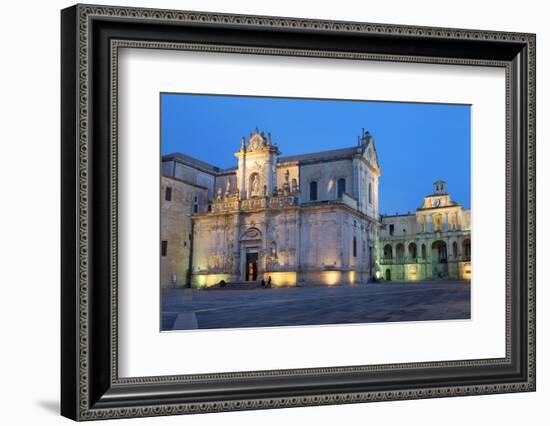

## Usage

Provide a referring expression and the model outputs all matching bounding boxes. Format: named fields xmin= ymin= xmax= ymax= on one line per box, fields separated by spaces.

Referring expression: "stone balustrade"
xmin=268 ymin=195 xmax=297 ymax=208
xmin=210 ymin=199 xmax=240 ymax=213
xmin=379 ymin=256 xmax=470 ymax=265
xmin=210 ymin=194 xmax=298 ymax=213
xmin=241 ymin=197 xmax=268 ymax=210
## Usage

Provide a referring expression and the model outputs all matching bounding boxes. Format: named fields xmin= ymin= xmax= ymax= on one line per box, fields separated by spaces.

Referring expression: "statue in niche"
xmin=250 ymin=174 xmax=260 ymax=197
xmin=225 ymin=179 xmax=231 ymax=196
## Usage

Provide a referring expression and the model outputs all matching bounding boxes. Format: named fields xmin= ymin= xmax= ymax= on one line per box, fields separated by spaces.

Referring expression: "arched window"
xmin=337 ymin=178 xmax=346 ymax=198
xmin=353 ymin=236 xmax=357 ymax=257
xmin=396 ymin=243 xmax=405 ymax=259
xmin=309 ymin=181 xmax=318 ymax=201
xmin=368 ymin=182 xmax=372 ymax=204
xmin=408 ymin=242 xmax=417 ymax=259
xmin=383 ymin=244 xmax=393 ymax=259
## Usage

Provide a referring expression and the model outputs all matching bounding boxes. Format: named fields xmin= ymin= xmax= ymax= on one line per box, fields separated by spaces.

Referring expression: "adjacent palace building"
xmin=161 ymin=128 xmax=471 ymax=288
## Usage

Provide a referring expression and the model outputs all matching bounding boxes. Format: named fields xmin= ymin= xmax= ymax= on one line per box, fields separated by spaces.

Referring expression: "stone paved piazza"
xmin=161 ymin=281 xmax=470 ymax=331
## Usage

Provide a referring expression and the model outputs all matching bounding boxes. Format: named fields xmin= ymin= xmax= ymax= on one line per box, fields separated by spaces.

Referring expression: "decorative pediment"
xmin=248 ymin=132 xmax=266 ymax=151
xmin=365 ymin=143 xmax=380 ymax=169
xmin=357 ymin=129 xmax=380 ymax=171
xmin=242 ymin=129 xmax=280 ymax=154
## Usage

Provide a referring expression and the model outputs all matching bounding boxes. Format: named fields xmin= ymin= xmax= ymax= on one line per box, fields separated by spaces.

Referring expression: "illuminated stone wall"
xmin=379 ymin=181 xmax=471 ymax=282
xmin=299 ymin=160 xmax=353 ymax=203
xmin=160 ymin=176 xmax=208 ymax=287
xmin=190 ymin=203 xmax=378 ymax=287
xmin=164 ymin=128 xmax=382 ymax=287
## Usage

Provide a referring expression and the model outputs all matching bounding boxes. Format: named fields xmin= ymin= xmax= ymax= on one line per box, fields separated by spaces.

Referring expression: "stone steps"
xmin=205 ymin=280 xmax=264 ymax=290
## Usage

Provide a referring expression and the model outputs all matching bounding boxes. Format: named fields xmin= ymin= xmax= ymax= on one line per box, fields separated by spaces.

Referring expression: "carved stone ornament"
xmin=242 ymin=228 xmax=261 ymax=240
xmin=248 ymin=133 xmax=266 ymax=151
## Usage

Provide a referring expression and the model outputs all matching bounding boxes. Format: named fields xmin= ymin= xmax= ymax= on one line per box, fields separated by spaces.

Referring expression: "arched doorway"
xmin=240 ymin=227 xmax=262 ymax=281
xmin=432 ymin=240 xmax=447 ymax=263
xmin=431 ymin=240 xmax=448 ymax=278
xmin=385 ymin=269 xmax=391 ymax=281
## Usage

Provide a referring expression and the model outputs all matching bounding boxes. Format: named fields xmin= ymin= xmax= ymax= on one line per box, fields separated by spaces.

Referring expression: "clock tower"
xmin=419 ymin=180 xmax=454 ymax=210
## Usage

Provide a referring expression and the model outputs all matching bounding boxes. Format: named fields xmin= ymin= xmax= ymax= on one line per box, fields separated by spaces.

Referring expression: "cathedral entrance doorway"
xmin=240 ymin=227 xmax=262 ymax=282
xmin=246 ymin=252 xmax=258 ymax=281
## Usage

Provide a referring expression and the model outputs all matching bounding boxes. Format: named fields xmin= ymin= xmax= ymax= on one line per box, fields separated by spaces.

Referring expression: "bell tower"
xmin=433 ymin=180 xmax=447 ymax=194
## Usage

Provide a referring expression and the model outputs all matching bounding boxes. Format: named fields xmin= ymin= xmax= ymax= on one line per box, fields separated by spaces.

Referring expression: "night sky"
xmin=161 ymin=93 xmax=471 ymax=214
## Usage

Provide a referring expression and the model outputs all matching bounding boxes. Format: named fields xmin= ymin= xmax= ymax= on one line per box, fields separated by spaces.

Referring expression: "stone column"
xmin=240 ymin=153 xmax=247 ymax=199
xmin=352 ymin=158 xmax=360 ymax=209
xmin=266 ymin=155 xmax=274 ymax=197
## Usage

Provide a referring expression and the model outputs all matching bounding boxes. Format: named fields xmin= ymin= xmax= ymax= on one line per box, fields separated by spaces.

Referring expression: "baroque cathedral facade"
xmin=160 ymin=129 xmax=471 ymax=288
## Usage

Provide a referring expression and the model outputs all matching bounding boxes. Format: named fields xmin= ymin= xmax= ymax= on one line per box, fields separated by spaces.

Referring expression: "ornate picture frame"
xmin=61 ymin=4 xmax=536 ymax=420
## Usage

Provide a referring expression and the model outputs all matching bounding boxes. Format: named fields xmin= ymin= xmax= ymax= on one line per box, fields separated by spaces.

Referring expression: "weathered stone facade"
xmin=161 ymin=130 xmax=470 ymax=287
xmin=160 ymin=176 xmax=207 ymax=287
xmin=379 ymin=180 xmax=471 ymax=281
xmin=162 ymin=128 xmax=381 ymax=287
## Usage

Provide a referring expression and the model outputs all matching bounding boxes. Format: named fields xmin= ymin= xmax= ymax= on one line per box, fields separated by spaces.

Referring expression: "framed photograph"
xmin=61 ymin=4 xmax=536 ymax=421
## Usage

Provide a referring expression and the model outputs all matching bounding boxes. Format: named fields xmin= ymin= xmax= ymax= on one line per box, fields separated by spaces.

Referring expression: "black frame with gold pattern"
xmin=61 ymin=4 xmax=535 ymax=420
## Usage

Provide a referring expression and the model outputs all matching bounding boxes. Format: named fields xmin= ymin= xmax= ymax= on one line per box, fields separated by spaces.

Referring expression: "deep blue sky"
xmin=161 ymin=93 xmax=471 ymax=214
